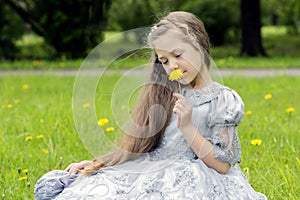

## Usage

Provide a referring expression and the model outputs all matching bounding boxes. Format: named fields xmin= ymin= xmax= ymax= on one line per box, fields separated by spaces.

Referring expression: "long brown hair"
xmin=82 ymin=11 xmax=210 ymax=175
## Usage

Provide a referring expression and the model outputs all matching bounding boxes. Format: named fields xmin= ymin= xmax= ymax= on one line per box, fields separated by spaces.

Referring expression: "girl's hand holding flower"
xmin=173 ymin=93 xmax=193 ymax=129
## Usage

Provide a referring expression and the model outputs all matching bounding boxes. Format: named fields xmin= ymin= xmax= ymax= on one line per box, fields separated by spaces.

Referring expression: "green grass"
xmin=1 ymin=26 xmax=299 ymax=70
xmin=1 ymin=75 xmax=299 ymax=199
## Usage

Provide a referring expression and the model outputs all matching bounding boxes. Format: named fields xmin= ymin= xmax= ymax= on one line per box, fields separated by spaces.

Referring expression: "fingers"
xmin=172 ymin=92 xmax=185 ymax=100
xmin=173 ymin=92 xmax=193 ymax=129
xmin=173 ymin=97 xmax=183 ymax=128
xmin=173 ymin=100 xmax=183 ymax=113
xmin=65 ymin=160 xmax=92 ymax=174
xmin=65 ymin=163 xmax=79 ymax=174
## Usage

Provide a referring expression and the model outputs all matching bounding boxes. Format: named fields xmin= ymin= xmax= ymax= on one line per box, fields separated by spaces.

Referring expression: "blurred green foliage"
xmin=0 ymin=0 xmax=299 ymax=60
xmin=261 ymin=0 xmax=300 ymax=35
xmin=0 ymin=0 xmax=26 ymax=59
xmin=2 ymin=0 xmax=111 ymax=59
xmin=108 ymin=0 xmax=240 ymax=46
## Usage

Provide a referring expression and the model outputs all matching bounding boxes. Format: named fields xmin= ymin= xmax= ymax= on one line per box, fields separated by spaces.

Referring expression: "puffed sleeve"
xmin=34 ymin=170 xmax=78 ymax=200
xmin=206 ymin=88 xmax=244 ymax=166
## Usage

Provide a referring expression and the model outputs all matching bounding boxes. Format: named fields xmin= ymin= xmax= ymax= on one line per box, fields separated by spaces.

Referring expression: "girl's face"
xmin=153 ymin=30 xmax=205 ymax=87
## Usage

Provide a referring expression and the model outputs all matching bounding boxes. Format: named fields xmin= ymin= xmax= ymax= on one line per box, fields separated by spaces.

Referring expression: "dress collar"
xmin=182 ymin=82 xmax=224 ymax=107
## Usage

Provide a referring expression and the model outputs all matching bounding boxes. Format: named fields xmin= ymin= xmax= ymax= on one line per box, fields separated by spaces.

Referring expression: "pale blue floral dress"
xmin=34 ymin=82 xmax=267 ymax=199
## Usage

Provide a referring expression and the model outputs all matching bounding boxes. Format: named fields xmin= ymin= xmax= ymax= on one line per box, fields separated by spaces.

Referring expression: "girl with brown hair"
xmin=34 ymin=11 xmax=267 ymax=199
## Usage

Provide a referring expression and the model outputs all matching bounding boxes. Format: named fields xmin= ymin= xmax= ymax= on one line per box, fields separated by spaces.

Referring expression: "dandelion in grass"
xmin=25 ymin=136 xmax=33 ymax=142
xmin=7 ymin=104 xmax=13 ymax=108
xmin=168 ymin=69 xmax=183 ymax=81
xmin=106 ymin=127 xmax=115 ymax=133
xmin=82 ymin=103 xmax=90 ymax=109
xmin=22 ymin=84 xmax=29 ymax=89
xmin=264 ymin=94 xmax=272 ymax=100
xmin=242 ymin=167 xmax=249 ymax=173
xmin=98 ymin=118 xmax=109 ymax=127
xmin=42 ymin=149 xmax=49 ymax=154
xmin=22 ymin=169 xmax=29 ymax=174
xmin=286 ymin=107 xmax=295 ymax=113
xmin=245 ymin=111 xmax=252 ymax=116
xmin=251 ymin=139 xmax=262 ymax=146
xmin=36 ymin=134 xmax=44 ymax=139
xmin=18 ymin=176 xmax=27 ymax=181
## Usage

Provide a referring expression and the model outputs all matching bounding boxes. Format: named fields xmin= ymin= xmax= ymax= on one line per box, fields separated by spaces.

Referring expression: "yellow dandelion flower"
xmin=264 ymin=94 xmax=272 ymax=100
xmin=168 ymin=69 xmax=183 ymax=81
xmin=42 ymin=149 xmax=49 ymax=154
xmin=36 ymin=134 xmax=44 ymax=139
xmin=242 ymin=167 xmax=249 ymax=172
xmin=245 ymin=111 xmax=252 ymax=116
xmin=98 ymin=118 xmax=109 ymax=127
xmin=22 ymin=84 xmax=29 ymax=89
xmin=15 ymin=99 xmax=20 ymax=104
xmin=286 ymin=107 xmax=295 ymax=113
xmin=106 ymin=127 xmax=115 ymax=132
xmin=7 ymin=104 xmax=13 ymax=108
xmin=22 ymin=169 xmax=29 ymax=174
xmin=251 ymin=139 xmax=262 ymax=146
xmin=25 ymin=136 xmax=33 ymax=141
xmin=18 ymin=176 xmax=27 ymax=181
xmin=82 ymin=103 xmax=90 ymax=109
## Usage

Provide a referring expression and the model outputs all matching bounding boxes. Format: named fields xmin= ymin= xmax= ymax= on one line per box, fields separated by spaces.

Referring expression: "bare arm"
xmin=180 ymin=124 xmax=230 ymax=174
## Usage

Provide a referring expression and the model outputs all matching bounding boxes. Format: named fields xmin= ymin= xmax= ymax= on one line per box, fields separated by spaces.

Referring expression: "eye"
xmin=175 ymin=53 xmax=182 ymax=58
xmin=159 ymin=58 xmax=168 ymax=65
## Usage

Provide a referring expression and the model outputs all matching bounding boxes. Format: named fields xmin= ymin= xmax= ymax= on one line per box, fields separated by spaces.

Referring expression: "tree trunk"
xmin=3 ymin=0 xmax=44 ymax=36
xmin=240 ymin=0 xmax=267 ymax=56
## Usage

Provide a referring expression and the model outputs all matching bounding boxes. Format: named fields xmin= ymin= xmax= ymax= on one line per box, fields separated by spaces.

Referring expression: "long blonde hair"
xmin=82 ymin=11 xmax=210 ymax=175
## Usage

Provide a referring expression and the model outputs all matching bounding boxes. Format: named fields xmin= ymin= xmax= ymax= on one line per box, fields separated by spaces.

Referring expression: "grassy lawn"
xmin=0 ymin=26 xmax=299 ymax=70
xmin=1 ymin=75 xmax=299 ymax=199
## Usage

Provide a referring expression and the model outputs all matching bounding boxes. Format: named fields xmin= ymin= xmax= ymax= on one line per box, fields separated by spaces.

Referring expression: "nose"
xmin=169 ymin=62 xmax=179 ymax=70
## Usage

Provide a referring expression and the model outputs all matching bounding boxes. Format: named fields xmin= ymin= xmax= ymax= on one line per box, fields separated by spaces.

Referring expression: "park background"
xmin=0 ymin=0 xmax=299 ymax=199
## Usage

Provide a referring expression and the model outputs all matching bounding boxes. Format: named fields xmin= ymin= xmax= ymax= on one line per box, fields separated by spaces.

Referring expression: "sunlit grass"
xmin=1 ymin=75 xmax=299 ymax=199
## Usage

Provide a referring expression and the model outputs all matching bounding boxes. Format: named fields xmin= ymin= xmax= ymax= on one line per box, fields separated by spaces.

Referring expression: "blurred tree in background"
xmin=0 ymin=0 xmax=26 ymax=59
xmin=107 ymin=0 xmax=186 ymax=44
xmin=181 ymin=0 xmax=240 ymax=46
xmin=241 ymin=0 xmax=266 ymax=56
xmin=4 ymin=0 xmax=111 ymax=58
